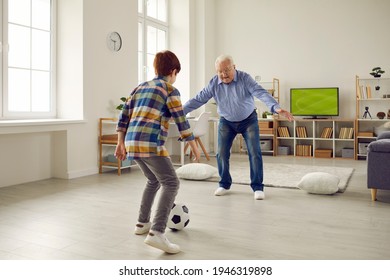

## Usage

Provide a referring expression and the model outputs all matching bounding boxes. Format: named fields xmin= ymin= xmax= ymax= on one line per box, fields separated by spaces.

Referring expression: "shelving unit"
xmin=274 ymin=118 xmax=355 ymax=159
xmin=240 ymin=119 xmax=275 ymax=155
xmin=257 ymin=78 xmax=279 ymax=156
xmin=259 ymin=78 xmax=279 ymax=101
xmin=258 ymin=119 xmax=276 ymax=155
xmin=355 ymin=75 xmax=390 ymax=160
xmin=98 ymin=118 xmax=134 ymax=175
xmin=240 ymin=78 xmax=280 ymax=156
xmin=255 ymin=78 xmax=280 ymax=117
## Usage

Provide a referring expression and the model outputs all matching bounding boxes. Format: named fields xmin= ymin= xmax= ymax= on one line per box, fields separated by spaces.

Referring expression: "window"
xmin=138 ymin=0 xmax=168 ymax=84
xmin=1 ymin=0 xmax=55 ymax=119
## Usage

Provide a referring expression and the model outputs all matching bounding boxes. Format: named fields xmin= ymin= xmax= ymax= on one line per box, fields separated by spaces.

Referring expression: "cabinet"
xmin=258 ymin=119 xmax=275 ymax=155
xmin=239 ymin=119 xmax=276 ymax=156
xmin=274 ymin=118 xmax=355 ymax=159
xmin=355 ymin=75 xmax=390 ymax=160
xmin=99 ymin=118 xmax=134 ymax=175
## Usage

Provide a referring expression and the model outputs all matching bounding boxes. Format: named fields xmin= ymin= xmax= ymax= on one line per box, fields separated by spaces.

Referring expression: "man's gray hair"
xmin=215 ymin=54 xmax=234 ymax=67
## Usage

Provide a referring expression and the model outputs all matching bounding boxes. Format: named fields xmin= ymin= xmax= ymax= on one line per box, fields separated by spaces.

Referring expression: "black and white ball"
xmin=167 ymin=202 xmax=190 ymax=231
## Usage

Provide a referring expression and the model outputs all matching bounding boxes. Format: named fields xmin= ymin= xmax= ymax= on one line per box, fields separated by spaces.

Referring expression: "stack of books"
xmin=357 ymin=85 xmax=372 ymax=99
xmin=295 ymin=126 xmax=308 ymax=138
xmin=296 ymin=144 xmax=312 ymax=156
xmin=277 ymin=126 xmax=291 ymax=137
xmin=338 ymin=127 xmax=354 ymax=139
xmin=320 ymin=127 xmax=333 ymax=138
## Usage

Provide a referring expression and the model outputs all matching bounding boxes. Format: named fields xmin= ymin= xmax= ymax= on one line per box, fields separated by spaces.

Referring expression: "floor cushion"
xmin=176 ymin=163 xmax=218 ymax=180
xmin=297 ymin=172 xmax=340 ymax=194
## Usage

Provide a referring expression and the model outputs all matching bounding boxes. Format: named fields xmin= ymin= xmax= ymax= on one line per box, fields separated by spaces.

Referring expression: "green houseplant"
xmin=370 ymin=67 xmax=386 ymax=90
xmin=116 ymin=97 xmax=127 ymax=111
xmin=370 ymin=67 xmax=385 ymax=78
xmin=262 ymin=111 xmax=273 ymax=119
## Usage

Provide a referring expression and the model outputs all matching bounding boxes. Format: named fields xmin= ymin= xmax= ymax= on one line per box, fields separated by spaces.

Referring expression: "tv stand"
xmin=275 ymin=118 xmax=355 ymax=158
xmin=303 ymin=116 xmax=329 ymax=119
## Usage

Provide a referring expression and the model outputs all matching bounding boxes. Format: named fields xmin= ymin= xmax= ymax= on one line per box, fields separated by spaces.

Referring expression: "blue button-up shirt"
xmin=183 ymin=70 xmax=280 ymax=122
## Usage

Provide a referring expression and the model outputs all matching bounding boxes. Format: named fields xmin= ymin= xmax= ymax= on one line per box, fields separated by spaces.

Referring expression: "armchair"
xmin=367 ymin=131 xmax=390 ymax=201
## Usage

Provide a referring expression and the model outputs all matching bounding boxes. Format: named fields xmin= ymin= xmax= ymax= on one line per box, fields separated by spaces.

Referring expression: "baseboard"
xmin=66 ymin=167 xmax=99 ymax=179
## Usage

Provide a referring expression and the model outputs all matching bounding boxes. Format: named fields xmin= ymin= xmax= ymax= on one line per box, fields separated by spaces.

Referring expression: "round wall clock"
xmin=107 ymin=31 xmax=122 ymax=52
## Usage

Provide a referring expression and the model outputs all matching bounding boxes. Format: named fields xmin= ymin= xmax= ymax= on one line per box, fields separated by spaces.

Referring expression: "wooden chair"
xmin=99 ymin=118 xmax=131 ymax=175
xmin=184 ymin=112 xmax=211 ymax=161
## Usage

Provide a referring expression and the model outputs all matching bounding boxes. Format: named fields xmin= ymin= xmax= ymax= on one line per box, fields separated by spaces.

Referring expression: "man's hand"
xmin=276 ymin=108 xmax=294 ymax=121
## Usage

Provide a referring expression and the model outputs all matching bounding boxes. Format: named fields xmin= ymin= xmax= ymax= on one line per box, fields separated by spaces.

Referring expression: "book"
xmin=366 ymin=86 xmax=372 ymax=99
xmin=296 ymin=144 xmax=312 ymax=156
xmin=360 ymin=85 xmax=367 ymax=99
xmin=296 ymin=126 xmax=308 ymax=138
xmin=277 ymin=126 xmax=290 ymax=137
xmin=338 ymin=127 xmax=354 ymax=139
xmin=339 ymin=127 xmax=346 ymax=139
xmin=320 ymin=127 xmax=333 ymax=138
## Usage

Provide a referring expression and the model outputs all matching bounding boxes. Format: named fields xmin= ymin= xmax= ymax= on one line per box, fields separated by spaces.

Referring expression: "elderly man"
xmin=183 ymin=55 xmax=293 ymax=200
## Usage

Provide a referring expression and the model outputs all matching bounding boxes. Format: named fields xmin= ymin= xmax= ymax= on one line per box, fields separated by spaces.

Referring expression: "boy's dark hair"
xmin=154 ymin=50 xmax=181 ymax=76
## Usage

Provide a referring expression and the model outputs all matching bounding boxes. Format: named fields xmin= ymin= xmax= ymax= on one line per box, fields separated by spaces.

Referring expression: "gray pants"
xmin=135 ymin=157 xmax=179 ymax=233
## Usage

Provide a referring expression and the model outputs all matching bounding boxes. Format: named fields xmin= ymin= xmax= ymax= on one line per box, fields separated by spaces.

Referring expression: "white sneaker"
xmin=254 ymin=190 xmax=265 ymax=200
xmin=134 ymin=222 xmax=151 ymax=235
xmin=144 ymin=231 xmax=180 ymax=254
xmin=214 ymin=187 xmax=229 ymax=196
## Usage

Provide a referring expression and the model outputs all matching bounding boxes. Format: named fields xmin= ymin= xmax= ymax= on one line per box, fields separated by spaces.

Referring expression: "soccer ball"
xmin=167 ymin=202 xmax=190 ymax=231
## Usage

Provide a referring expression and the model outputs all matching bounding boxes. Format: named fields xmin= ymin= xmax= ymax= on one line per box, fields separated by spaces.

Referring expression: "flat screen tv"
xmin=290 ymin=87 xmax=339 ymax=119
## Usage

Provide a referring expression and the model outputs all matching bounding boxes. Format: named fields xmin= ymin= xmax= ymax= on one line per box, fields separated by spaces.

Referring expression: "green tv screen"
xmin=290 ymin=87 xmax=339 ymax=118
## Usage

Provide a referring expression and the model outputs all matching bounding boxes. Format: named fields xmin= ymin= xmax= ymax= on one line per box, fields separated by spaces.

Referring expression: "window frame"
xmin=138 ymin=0 xmax=168 ymax=84
xmin=1 ymin=0 xmax=57 ymax=120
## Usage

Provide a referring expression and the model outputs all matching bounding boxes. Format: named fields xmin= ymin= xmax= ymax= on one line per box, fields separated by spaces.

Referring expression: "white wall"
xmin=211 ymin=0 xmax=390 ymax=118
xmin=0 ymin=0 xmax=137 ymax=188
xmin=169 ymin=0 xmax=192 ymax=104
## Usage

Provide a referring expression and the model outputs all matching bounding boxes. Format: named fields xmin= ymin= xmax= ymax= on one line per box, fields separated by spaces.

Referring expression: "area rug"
xmin=205 ymin=162 xmax=354 ymax=193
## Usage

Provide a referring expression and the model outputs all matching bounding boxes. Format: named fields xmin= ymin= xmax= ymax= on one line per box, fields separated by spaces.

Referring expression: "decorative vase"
xmin=375 ymin=79 xmax=381 ymax=91
xmin=377 ymin=112 xmax=386 ymax=119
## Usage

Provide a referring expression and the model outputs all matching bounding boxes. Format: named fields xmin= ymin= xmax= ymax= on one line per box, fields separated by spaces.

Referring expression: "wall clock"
xmin=107 ymin=31 xmax=122 ymax=52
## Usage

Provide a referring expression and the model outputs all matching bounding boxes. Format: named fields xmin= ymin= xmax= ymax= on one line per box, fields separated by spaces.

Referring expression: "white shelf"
xmin=357 ymin=118 xmax=389 ymax=122
xmin=275 ymin=118 xmax=355 ymax=158
xmin=357 ymin=98 xmax=390 ymax=101
xmin=356 ymin=136 xmax=377 ymax=139
xmin=355 ymin=75 xmax=390 ymax=160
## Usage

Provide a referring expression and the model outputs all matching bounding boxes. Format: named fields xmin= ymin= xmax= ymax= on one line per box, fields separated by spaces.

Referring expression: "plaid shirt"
xmin=116 ymin=77 xmax=194 ymax=159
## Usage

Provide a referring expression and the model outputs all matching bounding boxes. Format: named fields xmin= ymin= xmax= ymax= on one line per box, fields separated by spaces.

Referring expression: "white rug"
xmin=206 ymin=162 xmax=354 ymax=193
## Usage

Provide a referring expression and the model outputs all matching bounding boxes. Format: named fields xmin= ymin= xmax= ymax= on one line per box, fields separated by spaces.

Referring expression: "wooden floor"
xmin=1 ymin=154 xmax=390 ymax=260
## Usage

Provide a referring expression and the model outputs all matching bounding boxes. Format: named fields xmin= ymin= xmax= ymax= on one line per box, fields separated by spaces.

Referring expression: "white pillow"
xmin=297 ymin=172 xmax=340 ymax=194
xmin=176 ymin=163 xmax=218 ymax=180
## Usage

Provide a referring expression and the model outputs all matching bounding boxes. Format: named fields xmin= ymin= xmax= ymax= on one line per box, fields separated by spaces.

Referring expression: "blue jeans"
xmin=217 ymin=110 xmax=264 ymax=192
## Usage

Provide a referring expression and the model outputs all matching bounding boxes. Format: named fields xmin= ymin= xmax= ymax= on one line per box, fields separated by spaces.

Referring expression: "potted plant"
xmin=262 ymin=111 xmax=273 ymax=119
xmin=116 ymin=97 xmax=127 ymax=110
xmin=369 ymin=67 xmax=385 ymax=90
xmin=370 ymin=67 xmax=385 ymax=78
